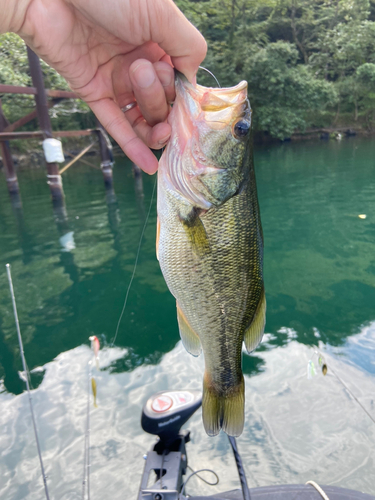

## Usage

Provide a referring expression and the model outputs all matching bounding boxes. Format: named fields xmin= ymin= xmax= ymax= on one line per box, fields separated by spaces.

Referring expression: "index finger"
xmin=148 ymin=0 xmax=207 ymax=81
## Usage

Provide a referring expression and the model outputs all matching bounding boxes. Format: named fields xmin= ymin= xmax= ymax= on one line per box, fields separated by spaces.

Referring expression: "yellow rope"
xmin=59 ymin=142 xmax=94 ymax=174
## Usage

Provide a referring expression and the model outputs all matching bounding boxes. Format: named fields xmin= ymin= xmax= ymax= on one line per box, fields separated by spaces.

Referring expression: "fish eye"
xmin=233 ymin=119 xmax=251 ymax=139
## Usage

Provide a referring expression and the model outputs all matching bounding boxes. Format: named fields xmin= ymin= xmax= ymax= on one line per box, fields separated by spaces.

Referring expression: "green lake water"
xmin=0 ymin=137 xmax=374 ymax=498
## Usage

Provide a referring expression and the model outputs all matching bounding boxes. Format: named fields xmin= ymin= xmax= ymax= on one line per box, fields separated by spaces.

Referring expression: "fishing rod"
xmin=82 ymin=360 xmax=92 ymax=500
xmin=6 ymin=263 xmax=50 ymax=500
xmin=228 ymin=435 xmax=251 ymax=500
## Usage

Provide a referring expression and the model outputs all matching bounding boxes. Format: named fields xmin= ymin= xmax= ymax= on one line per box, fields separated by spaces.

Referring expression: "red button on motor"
xmin=151 ymin=395 xmax=173 ymax=413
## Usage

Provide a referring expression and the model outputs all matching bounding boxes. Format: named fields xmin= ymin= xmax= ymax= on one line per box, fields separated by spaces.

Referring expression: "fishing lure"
xmin=89 ymin=335 xmax=100 ymax=370
xmin=91 ymin=377 xmax=98 ymax=408
xmin=307 ymin=350 xmax=328 ymax=379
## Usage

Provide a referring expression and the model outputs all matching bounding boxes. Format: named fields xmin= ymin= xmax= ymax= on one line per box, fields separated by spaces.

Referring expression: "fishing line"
xmin=179 ymin=468 xmax=219 ymax=499
xmin=186 ymin=465 xmax=219 ymax=486
xmin=198 ymin=66 xmax=221 ymax=88
xmin=111 ymin=175 xmax=157 ymax=347
xmin=5 ymin=264 xmax=51 ymax=500
xmin=329 ymin=364 xmax=375 ymax=426
xmin=309 ymin=349 xmax=375 ymax=426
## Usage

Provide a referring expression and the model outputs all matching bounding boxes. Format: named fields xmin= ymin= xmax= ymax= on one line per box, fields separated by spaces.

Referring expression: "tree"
xmin=245 ymin=41 xmax=337 ymax=138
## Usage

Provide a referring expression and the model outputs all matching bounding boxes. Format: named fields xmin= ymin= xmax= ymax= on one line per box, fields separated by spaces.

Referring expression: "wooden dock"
xmin=0 ymin=46 xmax=114 ymax=203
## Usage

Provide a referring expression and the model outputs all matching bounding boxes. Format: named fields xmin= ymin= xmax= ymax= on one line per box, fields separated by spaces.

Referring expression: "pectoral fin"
xmin=180 ymin=208 xmax=210 ymax=257
xmin=176 ymin=302 xmax=202 ymax=357
xmin=243 ymin=289 xmax=266 ymax=354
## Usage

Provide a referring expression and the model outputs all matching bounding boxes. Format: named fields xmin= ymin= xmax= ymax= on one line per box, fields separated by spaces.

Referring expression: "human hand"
xmin=6 ymin=0 xmax=206 ymax=173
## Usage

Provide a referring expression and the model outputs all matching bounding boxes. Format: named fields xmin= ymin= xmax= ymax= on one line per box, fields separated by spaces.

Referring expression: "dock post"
xmin=0 ymin=100 xmax=20 ymax=196
xmin=27 ymin=47 xmax=64 ymax=201
xmin=96 ymin=122 xmax=114 ymax=189
xmin=132 ymin=163 xmax=143 ymax=193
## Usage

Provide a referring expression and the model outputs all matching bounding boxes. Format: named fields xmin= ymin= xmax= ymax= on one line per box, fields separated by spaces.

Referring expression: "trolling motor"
xmin=137 ymin=390 xmax=375 ymax=500
xmin=138 ymin=390 xmax=202 ymax=500
xmin=138 ymin=390 xmax=251 ymax=500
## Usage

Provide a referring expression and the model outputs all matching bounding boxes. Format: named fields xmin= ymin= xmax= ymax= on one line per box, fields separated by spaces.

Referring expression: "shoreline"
xmin=255 ymin=126 xmax=375 ymax=144
xmin=1 ymin=127 xmax=374 ymax=171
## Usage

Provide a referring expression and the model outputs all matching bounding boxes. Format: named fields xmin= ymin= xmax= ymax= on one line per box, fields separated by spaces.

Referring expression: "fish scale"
xmin=157 ymin=72 xmax=265 ymax=437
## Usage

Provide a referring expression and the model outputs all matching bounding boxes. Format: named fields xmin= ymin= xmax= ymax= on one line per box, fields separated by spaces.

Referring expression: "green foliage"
xmin=177 ymin=0 xmax=375 ymax=137
xmin=2 ymin=2 xmax=375 ymax=139
xmin=0 ymin=33 xmax=35 ymax=123
xmin=357 ymin=62 xmax=375 ymax=84
xmin=355 ymin=63 xmax=375 ymax=123
xmin=0 ymin=33 xmax=94 ymax=131
xmin=246 ymin=42 xmax=337 ymax=138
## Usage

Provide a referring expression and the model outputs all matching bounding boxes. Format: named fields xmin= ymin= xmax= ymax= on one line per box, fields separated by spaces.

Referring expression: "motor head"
xmin=141 ymin=390 xmax=202 ymax=444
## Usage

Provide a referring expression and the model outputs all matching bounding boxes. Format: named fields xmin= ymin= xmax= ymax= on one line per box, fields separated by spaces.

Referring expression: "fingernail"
xmin=158 ymin=135 xmax=170 ymax=146
xmin=158 ymin=70 xmax=173 ymax=87
xmin=132 ymin=64 xmax=156 ymax=89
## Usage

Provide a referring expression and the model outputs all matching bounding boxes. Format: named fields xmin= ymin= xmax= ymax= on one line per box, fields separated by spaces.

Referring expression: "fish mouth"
xmin=175 ymin=70 xmax=248 ymax=113
xmin=174 ymin=71 xmax=249 ymax=131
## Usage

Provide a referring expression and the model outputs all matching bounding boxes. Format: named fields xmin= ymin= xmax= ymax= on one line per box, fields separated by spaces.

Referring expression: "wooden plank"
xmin=55 ymin=129 xmax=94 ymax=138
xmin=5 ymin=110 xmax=38 ymax=132
xmin=46 ymin=89 xmax=78 ymax=99
xmin=0 ymin=84 xmax=37 ymax=95
xmin=4 ymin=99 xmax=62 ymax=133
xmin=0 ymin=84 xmax=78 ymax=99
xmin=0 ymin=131 xmax=43 ymax=140
xmin=0 ymin=129 xmax=95 ymax=140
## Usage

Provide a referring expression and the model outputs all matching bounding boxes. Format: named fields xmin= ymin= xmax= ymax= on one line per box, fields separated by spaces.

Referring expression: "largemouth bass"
xmin=157 ymin=72 xmax=265 ymax=437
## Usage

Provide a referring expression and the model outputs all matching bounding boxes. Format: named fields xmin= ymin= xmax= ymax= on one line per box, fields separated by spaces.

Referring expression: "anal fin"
xmin=176 ymin=302 xmax=202 ymax=357
xmin=244 ymin=288 xmax=266 ymax=354
xmin=156 ymin=216 xmax=160 ymax=261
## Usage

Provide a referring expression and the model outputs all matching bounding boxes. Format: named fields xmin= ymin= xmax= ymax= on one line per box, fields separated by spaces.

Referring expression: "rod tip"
xmin=6 ymin=263 xmax=10 ymax=268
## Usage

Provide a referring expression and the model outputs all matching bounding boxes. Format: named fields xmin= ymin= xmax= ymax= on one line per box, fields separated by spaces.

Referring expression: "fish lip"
xmin=175 ymin=70 xmax=247 ymax=93
xmin=175 ymin=70 xmax=248 ymax=108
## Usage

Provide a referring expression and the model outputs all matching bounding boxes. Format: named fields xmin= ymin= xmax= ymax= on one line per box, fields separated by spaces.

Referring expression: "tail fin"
xmin=202 ymin=373 xmax=245 ymax=437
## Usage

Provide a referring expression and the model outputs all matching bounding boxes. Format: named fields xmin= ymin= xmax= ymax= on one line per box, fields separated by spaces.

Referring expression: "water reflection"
xmin=257 ymin=138 xmax=375 ymax=346
xmin=9 ymin=191 xmax=22 ymax=211
xmin=10 ymin=202 xmax=37 ymax=266
xmin=132 ymin=163 xmax=145 ymax=220
xmin=0 ymin=317 xmax=24 ymax=395
xmin=0 ymin=337 xmax=374 ymax=499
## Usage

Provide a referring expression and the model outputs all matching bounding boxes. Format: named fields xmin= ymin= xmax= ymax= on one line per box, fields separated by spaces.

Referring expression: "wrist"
xmin=0 ymin=0 xmax=33 ymax=34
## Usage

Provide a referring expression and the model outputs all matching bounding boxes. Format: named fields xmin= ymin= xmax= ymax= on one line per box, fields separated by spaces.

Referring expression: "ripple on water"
xmin=0 ymin=338 xmax=374 ymax=499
